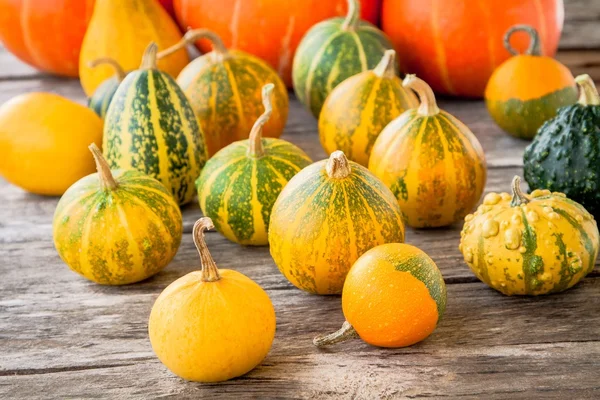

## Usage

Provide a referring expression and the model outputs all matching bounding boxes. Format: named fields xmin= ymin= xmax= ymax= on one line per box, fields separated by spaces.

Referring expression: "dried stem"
xmin=247 ymin=83 xmax=275 ymax=157
xmin=193 ymin=218 xmax=221 ymax=282
xmin=403 ymin=74 xmax=440 ymax=116
xmin=313 ymin=321 xmax=359 ymax=347
xmin=89 ymin=143 xmax=118 ymax=190
xmin=326 ymin=151 xmax=351 ymax=179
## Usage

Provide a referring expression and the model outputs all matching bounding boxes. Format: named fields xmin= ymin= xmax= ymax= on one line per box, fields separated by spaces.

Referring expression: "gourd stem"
xmin=193 ymin=218 xmax=221 ymax=282
xmin=248 ymin=83 xmax=275 ymax=158
xmin=140 ymin=42 xmax=159 ymax=70
xmin=88 ymin=143 xmax=118 ymax=190
xmin=403 ymin=74 xmax=440 ymax=116
xmin=504 ymin=25 xmax=541 ymax=56
xmin=313 ymin=321 xmax=359 ymax=347
xmin=373 ymin=50 xmax=397 ymax=79
xmin=157 ymin=29 xmax=229 ymax=59
xmin=575 ymin=74 xmax=600 ymax=106
xmin=510 ymin=176 xmax=530 ymax=207
xmin=326 ymin=151 xmax=351 ymax=179
xmin=341 ymin=0 xmax=361 ymax=31
xmin=88 ymin=57 xmax=126 ymax=81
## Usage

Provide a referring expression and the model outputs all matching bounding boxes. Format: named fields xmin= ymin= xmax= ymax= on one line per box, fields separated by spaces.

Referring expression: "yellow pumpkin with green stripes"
xmin=196 ymin=84 xmax=312 ymax=246
xmin=87 ymin=57 xmax=127 ymax=120
xmin=460 ymin=176 xmax=599 ymax=296
xmin=292 ymin=0 xmax=394 ymax=118
xmin=269 ymin=150 xmax=406 ymax=295
xmin=53 ymin=144 xmax=183 ymax=285
xmin=160 ymin=29 xmax=288 ymax=157
xmin=369 ymin=75 xmax=487 ymax=228
xmin=103 ymin=43 xmax=208 ymax=205
xmin=319 ymin=49 xmax=418 ymax=166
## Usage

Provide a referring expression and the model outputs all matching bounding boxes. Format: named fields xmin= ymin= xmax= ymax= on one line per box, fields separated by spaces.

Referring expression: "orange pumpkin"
xmin=0 ymin=0 xmax=95 ymax=77
xmin=382 ymin=0 xmax=564 ymax=97
xmin=173 ymin=0 xmax=381 ymax=87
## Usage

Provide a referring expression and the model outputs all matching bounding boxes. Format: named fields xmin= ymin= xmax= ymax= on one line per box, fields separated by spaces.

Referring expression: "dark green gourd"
xmin=524 ymin=74 xmax=600 ymax=218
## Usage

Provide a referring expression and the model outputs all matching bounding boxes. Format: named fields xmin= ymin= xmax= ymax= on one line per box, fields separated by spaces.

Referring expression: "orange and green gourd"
xmin=269 ymin=150 xmax=406 ymax=295
xmin=195 ymin=84 xmax=312 ymax=246
xmin=369 ymin=75 xmax=487 ymax=228
xmin=149 ymin=217 xmax=276 ymax=382
xmin=319 ymin=49 xmax=418 ymax=167
xmin=292 ymin=0 xmax=394 ymax=118
xmin=103 ymin=43 xmax=208 ymax=205
xmin=87 ymin=57 xmax=126 ymax=119
xmin=459 ymin=176 xmax=599 ymax=296
xmin=159 ymin=29 xmax=289 ymax=157
xmin=53 ymin=144 xmax=183 ymax=285
xmin=485 ymin=25 xmax=578 ymax=139
xmin=314 ymin=243 xmax=446 ymax=348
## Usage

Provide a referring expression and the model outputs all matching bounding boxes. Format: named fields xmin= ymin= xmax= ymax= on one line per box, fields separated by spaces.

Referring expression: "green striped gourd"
xmin=87 ymin=58 xmax=126 ymax=119
xmin=293 ymin=0 xmax=394 ymax=118
xmin=103 ymin=43 xmax=208 ymax=205
xmin=53 ymin=144 xmax=183 ymax=285
xmin=196 ymin=84 xmax=312 ymax=246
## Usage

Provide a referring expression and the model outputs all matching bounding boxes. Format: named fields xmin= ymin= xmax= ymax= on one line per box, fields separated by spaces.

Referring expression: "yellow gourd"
xmin=149 ymin=217 xmax=276 ymax=382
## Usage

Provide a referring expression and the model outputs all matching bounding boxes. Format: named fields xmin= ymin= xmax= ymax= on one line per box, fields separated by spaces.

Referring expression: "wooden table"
xmin=1 ymin=45 xmax=600 ymax=399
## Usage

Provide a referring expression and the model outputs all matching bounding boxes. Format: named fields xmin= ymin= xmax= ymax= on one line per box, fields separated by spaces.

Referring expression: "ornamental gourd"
xmin=87 ymin=58 xmax=127 ymax=119
xmin=459 ymin=176 xmax=599 ymax=296
xmin=103 ymin=43 xmax=208 ymax=205
xmin=314 ymin=243 xmax=446 ymax=348
xmin=319 ymin=50 xmax=418 ymax=167
xmin=149 ymin=217 xmax=276 ymax=382
xmin=53 ymin=144 xmax=183 ymax=285
xmin=293 ymin=0 xmax=394 ymax=118
xmin=269 ymin=150 xmax=405 ymax=295
xmin=196 ymin=84 xmax=312 ymax=246
xmin=159 ymin=29 xmax=289 ymax=156
xmin=524 ymin=74 xmax=600 ymax=220
xmin=485 ymin=25 xmax=577 ymax=139
xmin=369 ymin=75 xmax=487 ymax=228
xmin=79 ymin=0 xmax=189 ymax=96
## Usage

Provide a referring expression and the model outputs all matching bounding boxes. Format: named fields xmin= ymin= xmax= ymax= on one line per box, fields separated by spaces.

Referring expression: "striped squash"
xmin=292 ymin=0 xmax=394 ymax=118
xmin=459 ymin=176 xmax=599 ymax=296
xmin=87 ymin=58 xmax=126 ymax=119
xmin=104 ymin=43 xmax=208 ymax=205
xmin=53 ymin=144 xmax=183 ymax=285
xmin=369 ymin=75 xmax=487 ymax=228
xmin=319 ymin=49 xmax=418 ymax=166
xmin=269 ymin=150 xmax=406 ymax=294
xmin=196 ymin=84 xmax=312 ymax=246
xmin=160 ymin=29 xmax=288 ymax=157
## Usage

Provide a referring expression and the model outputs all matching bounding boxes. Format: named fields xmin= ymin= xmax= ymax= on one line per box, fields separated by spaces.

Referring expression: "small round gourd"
xmin=319 ymin=50 xmax=418 ymax=166
xmin=159 ymin=29 xmax=289 ymax=156
xmin=459 ymin=176 xmax=599 ymax=296
xmin=269 ymin=150 xmax=406 ymax=295
xmin=524 ymin=74 xmax=600 ymax=220
xmin=196 ymin=84 xmax=312 ymax=245
xmin=314 ymin=243 xmax=446 ymax=348
xmin=293 ymin=0 xmax=394 ymax=118
xmin=87 ymin=58 xmax=126 ymax=119
xmin=485 ymin=25 xmax=578 ymax=139
xmin=149 ymin=217 xmax=276 ymax=382
xmin=53 ymin=144 xmax=183 ymax=285
xmin=369 ymin=75 xmax=487 ymax=228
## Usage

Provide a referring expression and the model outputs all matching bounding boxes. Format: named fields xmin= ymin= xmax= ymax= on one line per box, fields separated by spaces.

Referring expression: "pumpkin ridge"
xmin=433 ymin=117 xmax=456 ymax=218
xmin=341 ymin=182 xmax=359 ymax=262
xmin=551 ymin=232 xmax=574 ymax=293
xmin=350 ymin=31 xmax=368 ymax=71
xmin=79 ymin=196 xmax=102 ymax=280
xmin=148 ymin=71 xmax=174 ymax=193
xmin=348 ymin=180 xmax=386 ymax=244
xmin=477 ymin=234 xmax=491 ymax=286
xmin=221 ymin=166 xmax=250 ymax=242
xmin=222 ymin=61 xmax=247 ymax=131
xmin=114 ymin=201 xmax=144 ymax=276
xmin=379 ymin=115 xmax=422 ymax=171
xmin=430 ymin=0 xmax=454 ymax=94
xmin=54 ymin=190 xmax=99 ymax=225
xmin=355 ymin=76 xmax=383 ymax=160
xmin=551 ymin=206 xmax=596 ymax=274
xmin=519 ymin=209 xmax=544 ymax=293
xmin=198 ymin=156 xmax=247 ymax=211
xmin=250 ymin=161 xmax=266 ymax=243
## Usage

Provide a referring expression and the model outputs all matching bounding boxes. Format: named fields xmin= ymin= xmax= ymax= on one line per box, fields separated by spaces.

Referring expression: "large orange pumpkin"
xmin=0 ymin=0 xmax=95 ymax=77
xmin=382 ymin=0 xmax=564 ymax=97
xmin=173 ymin=0 xmax=380 ymax=87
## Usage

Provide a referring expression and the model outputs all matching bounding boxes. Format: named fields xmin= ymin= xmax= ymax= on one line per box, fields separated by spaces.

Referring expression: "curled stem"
xmin=140 ymin=42 xmax=159 ymax=70
xmin=313 ymin=321 xmax=359 ymax=347
xmin=504 ymin=24 xmax=542 ymax=56
xmin=403 ymin=74 xmax=440 ymax=116
xmin=373 ymin=50 xmax=397 ymax=79
xmin=89 ymin=143 xmax=118 ymax=190
xmin=326 ymin=151 xmax=351 ymax=179
xmin=88 ymin=57 xmax=126 ymax=81
xmin=576 ymin=74 xmax=600 ymax=106
xmin=510 ymin=176 xmax=530 ymax=207
xmin=193 ymin=218 xmax=221 ymax=282
xmin=247 ymin=83 xmax=275 ymax=158
xmin=341 ymin=0 xmax=361 ymax=31
xmin=157 ymin=28 xmax=229 ymax=60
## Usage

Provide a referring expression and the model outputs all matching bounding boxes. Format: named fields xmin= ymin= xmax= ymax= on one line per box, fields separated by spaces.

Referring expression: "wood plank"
xmin=562 ymin=0 xmax=600 ymax=49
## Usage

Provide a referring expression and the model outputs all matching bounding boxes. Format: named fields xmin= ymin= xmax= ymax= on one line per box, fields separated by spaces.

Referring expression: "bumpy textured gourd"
xmin=293 ymin=0 xmax=394 ymax=118
xmin=87 ymin=58 xmax=126 ymax=119
xmin=159 ymin=29 xmax=289 ymax=157
xmin=103 ymin=42 xmax=208 ymax=205
xmin=148 ymin=217 xmax=276 ymax=382
xmin=195 ymin=83 xmax=312 ymax=245
xmin=314 ymin=243 xmax=446 ymax=348
xmin=319 ymin=50 xmax=418 ymax=166
xmin=484 ymin=25 xmax=577 ymax=139
xmin=53 ymin=144 xmax=183 ymax=285
xmin=459 ymin=176 xmax=599 ymax=296
xmin=269 ymin=150 xmax=405 ymax=294
xmin=369 ymin=75 xmax=487 ymax=228
xmin=524 ymin=74 xmax=600 ymax=219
